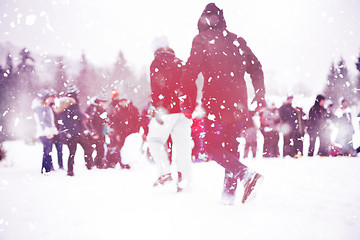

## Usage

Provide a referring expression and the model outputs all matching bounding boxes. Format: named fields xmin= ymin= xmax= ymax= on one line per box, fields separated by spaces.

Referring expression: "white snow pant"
xmin=147 ymin=113 xmax=193 ymax=182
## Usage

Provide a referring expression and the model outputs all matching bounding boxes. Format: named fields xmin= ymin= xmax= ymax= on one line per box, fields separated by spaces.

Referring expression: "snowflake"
xmin=233 ymin=40 xmax=240 ymax=47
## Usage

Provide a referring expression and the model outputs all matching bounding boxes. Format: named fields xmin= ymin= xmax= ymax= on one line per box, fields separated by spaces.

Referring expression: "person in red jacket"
xmin=180 ymin=3 xmax=265 ymax=204
xmin=106 ymin=93 xmax=139 ymax=169
xmin=148 ymin=40 xmax=193 ymax=192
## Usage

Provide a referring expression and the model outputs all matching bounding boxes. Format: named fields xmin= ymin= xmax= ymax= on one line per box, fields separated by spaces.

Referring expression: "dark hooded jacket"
xmin=181 ymin=3 xmax=265 ymax=123
xmin=108 ymin=99 xmax=140 ymax=138
xmin=150 ymin=48 xmax=183 ymax=114
xmin=58 ymin=93 xmax=87 ymax=139
xmin=85 ymin=99 xmax=107 ymax=137
xmin=307 ymin=95 xmax=327 ymax=135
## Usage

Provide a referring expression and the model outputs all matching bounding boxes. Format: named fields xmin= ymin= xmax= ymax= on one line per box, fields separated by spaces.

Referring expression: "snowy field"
xmin=1 ymin=135 xmax=360 ymax=240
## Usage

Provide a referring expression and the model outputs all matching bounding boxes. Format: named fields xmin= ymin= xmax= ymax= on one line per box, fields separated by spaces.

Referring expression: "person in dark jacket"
xmin=278 ymin=95 xmax=297 ymax=157
xmin=180 ymin=3 xmax=265 ymax=204
xmin=307 ymin=94 xmax=328 ymax=156
xmin=53 ymin=85 xmax=94 ymax=176
xmin=85 ymin=94 xmax=108 ymax=168
xmin=260 ymin=102 xmax=280 ymax=158
xmin=106 ymin=95 xmax=139 ymax=169
xmin=294 ymin=106 xmax=307 ymax=157
xmin=147 ymin=43 xmax=193 ymax=192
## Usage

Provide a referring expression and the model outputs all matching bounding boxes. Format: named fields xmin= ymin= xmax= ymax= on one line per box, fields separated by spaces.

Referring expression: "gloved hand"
xmin=179 ymin=95 xmax=193 ymax=119
xmin=182 ymin=108 xmax=193 ymax=119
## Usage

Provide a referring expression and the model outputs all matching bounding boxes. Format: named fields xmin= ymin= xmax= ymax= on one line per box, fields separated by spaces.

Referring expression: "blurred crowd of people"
xmin=32 ymin=86 xmax=360 ymax=175
xmin=32 ymin=86 xmax=140 ymax=176
xmin=255 ymin=94 xmax=359 ymax=159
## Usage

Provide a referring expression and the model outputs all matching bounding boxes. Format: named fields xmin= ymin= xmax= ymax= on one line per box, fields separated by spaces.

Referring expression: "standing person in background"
xmin=260 ymin=102 xmax=280 ymax=158
xmin=106 ymin=89 xmax=122 ymax=168
xmin=53 ymin=85 xmax=94 ymax=176
xmin=335 ymin=98 xmax=355 ymax=156
xmin=279 ymin=95 xmax=297 ymax=158
xmin=243 ymin=111 xmax=258 ymax=159
xmin=85 ymin=94 xmax=108 ymax=169
xmin=307 ymin=94 xmax=328 ymax=156
xmin=147 ymin=39 xmax=193 ymax=192
xmin=49 ymin=89 xmax=64 ymax=170
xmin=180 ymin=3 xmax=265 ymax=204
xmin=139 ymin=100 xmax=153 ymax=162
xmin=294 ymin=106 xmax=307 ymax=157
xmin=32 ymin=89 xmax=58 ymax=174
xmin=106 ymin=97 xmax=140 ymax=169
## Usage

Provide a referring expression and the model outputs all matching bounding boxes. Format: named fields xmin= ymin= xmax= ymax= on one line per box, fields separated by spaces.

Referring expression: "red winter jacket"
xmin=181 ymin=3 xmax=265 ymax=123
xmin=150 ymin=48 xmax=183 ymax=114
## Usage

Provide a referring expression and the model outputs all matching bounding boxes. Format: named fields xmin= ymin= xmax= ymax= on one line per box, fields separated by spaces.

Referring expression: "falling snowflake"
xmin=207 ymin=113 xmax=216 ymax=121
xmin=233 ymin=40 xmax=240 ymax=47
xmin=26 ymin=15 xmax=37 ymax=25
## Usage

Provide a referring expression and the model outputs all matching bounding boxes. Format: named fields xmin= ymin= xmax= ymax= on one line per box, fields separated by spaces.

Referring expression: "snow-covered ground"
xmin=1 ymin=135 xmax=360 ymax=240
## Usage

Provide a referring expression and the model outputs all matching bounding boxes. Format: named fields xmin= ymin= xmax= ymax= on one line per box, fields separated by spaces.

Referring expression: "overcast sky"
xmin=0 ymin=0 xmax=359 ymax=96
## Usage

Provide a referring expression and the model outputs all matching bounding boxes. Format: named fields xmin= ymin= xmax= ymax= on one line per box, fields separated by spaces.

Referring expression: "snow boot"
xmin=120 ymin=163 xmax=131 ymax=169
xmin=176 ymin=172 xmax=190 ymax=192
xmin=153 ymin=173 xmax=172 ymax=187
xmin=242 ymin=173 xmax=264 ymax=204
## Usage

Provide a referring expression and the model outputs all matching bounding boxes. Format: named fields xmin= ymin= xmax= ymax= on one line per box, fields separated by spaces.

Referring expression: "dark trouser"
xmin=262 ymin=131 xmax=279 ymax=158
xmin=65 ymin=134 xmax=94 ymax=173
xmin=308 ymin=130 xmax=329 ymax=156
xmin=53 ymin=135 xmax=63 ymax=169
xmin=92 ymin=137 xmax=105 ymax=167
xmin=283 ymin=132 xmax=296 ymax=157
xmin=204 ymin=120 xmax=248 ymax=196
xmin=294 ymin=133 xmax=304 ymax=156
xmin=106 ymin=134 xmax=128 ymax=168
xmin=39 ymin=136 xmax=53 ymax=173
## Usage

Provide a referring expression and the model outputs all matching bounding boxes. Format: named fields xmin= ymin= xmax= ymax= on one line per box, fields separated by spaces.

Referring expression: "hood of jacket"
xmin=314 ymin=94 xmax=325 ymax=106
xmin=154 ymin=47 xmax=175 ymax=60
xmin=197 ymin=3 xmax=227 ymax=33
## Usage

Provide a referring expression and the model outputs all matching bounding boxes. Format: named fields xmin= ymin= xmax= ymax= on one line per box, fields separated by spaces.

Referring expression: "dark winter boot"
xmin=120 ymin=163 xmax=131 ymax=169
xmin=221 ymin=171 xmax=238 ymax=205
xmin=153 ymin=173 xmax=172 ymax=187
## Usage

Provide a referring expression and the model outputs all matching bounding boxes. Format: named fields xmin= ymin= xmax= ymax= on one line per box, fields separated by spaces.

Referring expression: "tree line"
xmin=323 ymin=54 xmax=360 ymax=108
xmin=0 ymin=46 xmax=150 ymax=141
